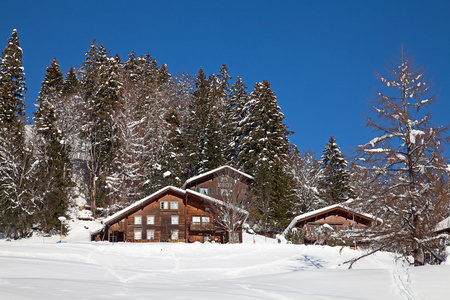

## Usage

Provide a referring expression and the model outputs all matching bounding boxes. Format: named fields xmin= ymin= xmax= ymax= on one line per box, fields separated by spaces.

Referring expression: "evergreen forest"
xmin=1 ymin=30 xmax=449 ymax=266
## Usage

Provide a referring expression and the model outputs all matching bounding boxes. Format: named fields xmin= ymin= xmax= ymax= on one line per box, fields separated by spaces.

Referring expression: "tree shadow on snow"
xmin=289 ymin=255 xmax=323 ymax=271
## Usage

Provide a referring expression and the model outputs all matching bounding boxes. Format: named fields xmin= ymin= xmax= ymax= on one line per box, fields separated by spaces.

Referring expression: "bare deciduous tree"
xmin=206 ymin=169 xmax=254 ymax=243
xmin=356 ymin=49 xmax=449 ymax=266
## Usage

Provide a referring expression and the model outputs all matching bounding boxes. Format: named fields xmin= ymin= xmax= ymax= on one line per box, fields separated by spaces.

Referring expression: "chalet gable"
xmin=182 ymin=165 xmax=254 ymax=190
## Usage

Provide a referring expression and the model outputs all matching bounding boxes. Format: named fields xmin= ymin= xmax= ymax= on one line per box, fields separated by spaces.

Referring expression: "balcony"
xmin=190 ymin=222 xmax=214 ymax=231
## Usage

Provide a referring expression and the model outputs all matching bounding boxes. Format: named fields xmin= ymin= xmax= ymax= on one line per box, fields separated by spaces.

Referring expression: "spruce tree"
xmin=236 ymin=80 xmax=290 ymax=175
xmin=319 ymin=136 xmax=354 ymax=204
xmin=81 ymin=42 xmax=122 ymax=217
xmin=0 ymin=29 xmax=26 ymax=140
xmin=0 ymin=29 xmax=36 ymax=238
xmin=33 ymin=58 xmax=73 ymax=232
xmin=224 ymin=75 xmax=248 ymax=163
xmin=184 ymin=68 xmax=225 ymax=177
xmin=143 ymin=109 xmax=185 ymax=193
xmin=269 ymin=161 xmax=295 ymax=229
xmin=236 ymin=80 xmax=292 ymax=232
xmin=287 ymin=146 xmax=325 ymax=213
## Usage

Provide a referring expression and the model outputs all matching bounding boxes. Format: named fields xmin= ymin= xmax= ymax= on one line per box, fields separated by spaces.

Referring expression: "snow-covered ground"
xmin=0 ymin=220 xmax=449 ymax=299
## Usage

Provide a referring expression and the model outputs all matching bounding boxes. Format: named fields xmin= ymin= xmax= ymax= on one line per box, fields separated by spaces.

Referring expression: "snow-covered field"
xmin=0 ymin=220 xmax=449 ymax=299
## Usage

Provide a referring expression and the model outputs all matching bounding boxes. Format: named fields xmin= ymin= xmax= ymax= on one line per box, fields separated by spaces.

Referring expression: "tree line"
xmin=1 ymin=30 xmax=449 ymax=265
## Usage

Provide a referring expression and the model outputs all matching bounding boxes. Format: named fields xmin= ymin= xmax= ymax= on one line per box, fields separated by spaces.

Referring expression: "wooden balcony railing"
xmin=190 ymin=222 xmax=214 ymax=231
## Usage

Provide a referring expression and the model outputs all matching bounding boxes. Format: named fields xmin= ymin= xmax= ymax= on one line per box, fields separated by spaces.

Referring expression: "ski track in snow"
xmin=374 ymin=255 xmax=420 ymax=300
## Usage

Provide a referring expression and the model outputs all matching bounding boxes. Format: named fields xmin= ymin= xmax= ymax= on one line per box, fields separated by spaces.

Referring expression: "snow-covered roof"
xmin=102 ymin=186 xmax=185 ymax=226
xmin=435 ymin=216 xmax=450 ymax=233
xmin=182 ymin=165 xmax=254 ymax=189
xmin=281 ymin=203 xmax=383 ymax=236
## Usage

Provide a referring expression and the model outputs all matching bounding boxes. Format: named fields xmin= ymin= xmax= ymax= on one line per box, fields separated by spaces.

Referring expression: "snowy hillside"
xmin=0 ymin=221 xmax=449 ymax=299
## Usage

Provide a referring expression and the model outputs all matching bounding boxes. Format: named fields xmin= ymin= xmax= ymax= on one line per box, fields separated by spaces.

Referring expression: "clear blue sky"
xmin=2 ymin=1 xmax=450 ymax=158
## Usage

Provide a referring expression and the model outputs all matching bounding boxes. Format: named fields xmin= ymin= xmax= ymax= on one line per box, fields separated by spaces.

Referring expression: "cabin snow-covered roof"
xmin=182 ymin=165 xmax=254 ymax=189
xmin=102 ymin=186 xmax=185 ymax=226
xmin=281 ymin=203 xmax=382 ymax=236
xmin=435 ymin=216 xmax=450 ymax=233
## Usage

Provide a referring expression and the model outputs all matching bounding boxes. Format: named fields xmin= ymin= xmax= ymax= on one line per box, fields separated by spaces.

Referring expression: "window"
xmin=202 ymin=216 xmax=210 ymax=223
xmin=160 ymin=201 xmax=169 ymax=209
xmin=134 ymin=215 xmax=142 ymax=225
xmin=147 ymin=215 xmax=155 ymax=225
xmin=242 ymin=188 xmax=247 ymax=195
xmin=170 ymin=201 xmax=178 ymax=209
xmin=171 ymin=230 xmax=179 ymax=240
xmin=147 ymin=230 xmax=155 ymax=240
xmin=218 ymin=176 xmax=233 ymax=182
xmin=192 ymin=216 xmax=201 ymax=223
xmin=198 ymin=187 xmax=208 ymax=194
xmin=171 ymin=215 xmax=179 ymax=225
xmin=134 ymin=230 xmax=142 ymax=240
xmin=219 ymin=189 xmax=233 ymax=196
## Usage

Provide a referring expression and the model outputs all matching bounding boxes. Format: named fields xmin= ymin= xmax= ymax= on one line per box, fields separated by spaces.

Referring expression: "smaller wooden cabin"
xmin=281 ymin=204 xmax=382 ymax=244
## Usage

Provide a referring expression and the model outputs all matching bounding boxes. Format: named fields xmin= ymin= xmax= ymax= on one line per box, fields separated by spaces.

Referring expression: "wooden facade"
xmin=183 ymin=165 xmax=253 ymax=202
xmin=93 ymin=166 xmax=253 ymax=243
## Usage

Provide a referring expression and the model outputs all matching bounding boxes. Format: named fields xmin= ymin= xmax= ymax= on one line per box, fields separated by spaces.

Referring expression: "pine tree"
xmin=109 ymin=52 xmax=178 ymax=205
xmin=269 ymin=161 xmax=296 ymax=229
xmin=143 ymin=109 xmax=185 ymax=193
xmin=33 ymin=58 xmax=73 ymax=232
xmin=319 ymin=136 xmax=354 ymax=204
xmin=184 ymin=68 xmax=225 ymax=177
xmin=236 ymin=80 xmax=293 ymax=232
xmin=107 ymin=54 xmax=154 ymax=205
xmin=0 ymin=29 xmax=36 ymax=238
xmin=357 ymin=49 xmax=449 ymax=266
xmin=59 ymin=66 xmax=87 ymax=198
xmin=225 ymin=75 xmax=248 ymax=164
xmin=0 ymin=29 xmax=26 ymax=134
xmin=287 ymin=146 xmax=325 ymax=213
xmin=236 ymin=80 xmax=290 ymax=175
xmin=81 ymin=42 xmax=122 ymax=217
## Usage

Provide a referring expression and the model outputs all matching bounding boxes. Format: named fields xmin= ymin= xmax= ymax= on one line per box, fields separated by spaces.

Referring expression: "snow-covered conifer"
xmin=236 ymin=80 xmax=292 ymax=231
xmin=184 ymin=68 xmax=225 ymax=177
xmin=319 ymin=136 xmax=354 ymax=204
xmin=80 ymin=42 xmax=122 ymax=216
xmin=287 ymin=146 xmax=325 ymax=213
xmin=33 ymin=58 xmax=73 ymax=232
xmin=0 ymin=30 xmax=36 ymax=238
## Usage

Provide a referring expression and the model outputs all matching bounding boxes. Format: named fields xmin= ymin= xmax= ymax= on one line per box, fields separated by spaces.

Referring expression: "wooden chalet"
xmin=92 ymin=166 xmax=253 ymax=243
xmin=281 ymin=204 xmax=382 ymax=244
